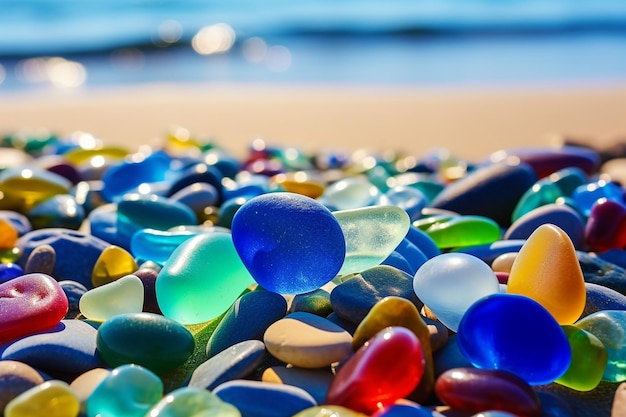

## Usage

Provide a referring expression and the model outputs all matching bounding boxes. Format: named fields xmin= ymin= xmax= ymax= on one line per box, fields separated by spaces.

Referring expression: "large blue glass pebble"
xmin=231 ymin=192 xmax=346 ymax=294
xmin=101 ymin=151 xmax=171 ymax=202
xmin=457 ymin=293 xmax=572 ymax=385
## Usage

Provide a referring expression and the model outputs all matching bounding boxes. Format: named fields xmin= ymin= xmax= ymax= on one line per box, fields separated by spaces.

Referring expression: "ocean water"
xmin=1 ymin=0 xmax=626 ymax=91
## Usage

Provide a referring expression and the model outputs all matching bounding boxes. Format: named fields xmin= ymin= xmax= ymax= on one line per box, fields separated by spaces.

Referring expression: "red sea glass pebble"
xmin=0 ymin=273 xmax=68 ymax=344
xmin=434 ymin=367 xmax=542 ymax=416
xmin=325 ymin=326 xmax=425 ymax=414
xmin=585 ymin=198 xmax=626 ymax=252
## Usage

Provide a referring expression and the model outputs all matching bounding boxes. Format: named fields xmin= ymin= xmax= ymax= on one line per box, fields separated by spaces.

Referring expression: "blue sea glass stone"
xmin=457 ymin=293 xmax=572 ymax=385
xmin=231 ymin=192 xmax=346 ymax=294
xmin=571 ymin=179 xmax=624 ymax=217
xmin=101 ymin=151 xmax=171 ymax=202
xmin=0 ymin=262 xmax=23 ymax=283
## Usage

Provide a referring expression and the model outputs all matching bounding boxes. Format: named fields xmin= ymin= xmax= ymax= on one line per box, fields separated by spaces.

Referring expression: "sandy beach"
xmin=1 ymin=82 xmax=626 ymax=161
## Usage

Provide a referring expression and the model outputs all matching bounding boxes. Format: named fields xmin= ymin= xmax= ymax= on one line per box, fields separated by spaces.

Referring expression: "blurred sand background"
xmin=1 ymin=82 xmax=626 ymax=161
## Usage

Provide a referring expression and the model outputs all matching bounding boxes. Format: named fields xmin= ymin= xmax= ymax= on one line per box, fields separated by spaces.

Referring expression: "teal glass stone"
xmin=146 ymin=386 xmax=241 ymax=417
xmin=96 ymin=312 xmax=195 ymax=374
xmin=574 ymin=310 xmax=626 ymax=382
xmin=130 ymin=228 xmax=198 ymax=265
xmin=549 ymin=166 xmax=588 ymax=196
xmin=86 ymin=364 xmax=163 ymax=417
xmin=117 ymin=193 xmax=198 ymax=241
xmin=156 ymin=232 xmax=255 ymax=324
xmin=511 ymin=179 xmax=563 ymax=223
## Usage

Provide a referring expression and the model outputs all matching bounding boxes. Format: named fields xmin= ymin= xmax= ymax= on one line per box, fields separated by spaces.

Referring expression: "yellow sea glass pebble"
xmin=506 ymin=223 xmax=586 ymax=325
xmin=0 ymin=218 xmax=18 ymax=250
xmin=4 ymin=380 xmax=80 ymax=417
xmin=92 ymin=245 xmax=138 ymax=287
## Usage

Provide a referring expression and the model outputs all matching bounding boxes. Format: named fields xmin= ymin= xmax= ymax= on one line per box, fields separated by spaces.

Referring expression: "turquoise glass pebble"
xmin=574 ymin=310 xmax=626 ymax=382
xmin=511 ymin=178 xmax=563 ymax=223
xmin=130 ymin=228 xmax=198 ymax=265
xmin=413 ymin=252 xmax=500 ymax=332
xmin=96 ymin=312 xmax=195 ymax=374
xmin=86 ymin=364 xmax=163 ymax=417
xmin=231 ymin=192 xmax=345 ymax=294
xmin=146 ymin=386 xmax=241 ymax=417
xmin=457 ymin=293 xmax=572 ymax=385
xmin=156 ymin=232 xmax=255 ymax=324
xmin=333 ymin=205 xmax=410 ymax=276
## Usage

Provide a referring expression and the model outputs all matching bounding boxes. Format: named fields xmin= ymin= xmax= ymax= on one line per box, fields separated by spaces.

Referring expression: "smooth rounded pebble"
xmin=263 ymin=312 xmax=353 ymax=368
xmin=0 ymin=360 xmax=45 ymax=413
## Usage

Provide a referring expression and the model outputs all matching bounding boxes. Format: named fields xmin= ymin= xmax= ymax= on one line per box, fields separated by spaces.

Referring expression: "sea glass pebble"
xmin=330 ymin=265 xmax=422 ymax=325
xmin=189 ymin=340 xmax=266 ymax=391
xmin=333 ymin=205 xmax=410 ymax=276
xmin=293 ymin=406 xmax=367 ymax=417
xmin=116 ymin=193 xmax=198 ymax=241
xmin=325 ymin=326 xmax=425 ymax=414
xmin=351 ymin=296 xmax=434 ymax=403
xmin=574 ymin=310 xmax=626 ymax=383
xmin=435 ymin=368 xmax=541 ymax=416
xmin=4 ymin=380 xmax=80 ymax=417
xmin=0 ymin=218 xmax=18 ymax=250
xmin=457 ymin=293 xmax=572 ymax=385
xmin=156 ymin=231 xmax=255 ymax=324
xmin=263 ymin=311 xmax=353 ymax=368
xmin=27 ymin=194 xmax=85 ymax=230
xmin=231 ymin=192 xmax=345 ymax=294
xmin=262 ymin=366 xmax=334 ymax=405
xmin=23 ymin=243 xmax=55 ymax=275
xmin=206 ymin=289 xmax=287 ymax=357
xmin=413 ymin=252 xmax=499 ymax=332
xmin=91 ymin=245 xmax=138 ymax=287
xmin=428 ymin=161 xmax=537 ymax=227
xmin=0 ymin=360 xmax=44 ymax=413
xmin=96 ymin=312 xmax=195 ymax=374
xmin=320 ymin=176 xmax=382 ymax=210
xmin=0 ymin=273 xmax=68 ymax=344
xmin=556 ymin=325 xmax=608 ymax=391
xmin=0 ymin=166 xmax=72 ymax=212
xmin=130 ymin=228 xmax=198 ymax=265
xmin=423 ymin=215 xmax=501 ymax=250
xmin=1 ymin=319 xmax=103 ymax=377
xmin=486 ymin=146 xmax=600 ymax=178
xmin=100 ymin=150 xmax=170 ymax=202
xmin=213 ymin=379 xmax=317 ymax=417
xmin=504 ymin=203 xmax=586 ymax=249
xmin=146 ymin=386 xmax=241 ymax=417
xmin=506 ymin=223 xmax=586 ymax=325
xmin=584 ymin=198 xmax=626 ymax=252
xmin=79 ymin=274 xmax=144 ymax=321
xmin=16 ymin=228 xmax=110 ymax=288
xmin=69 ymin=368 xmax=110 ymax=414
xmin=86 ymin=364 xmax=163 ymax=417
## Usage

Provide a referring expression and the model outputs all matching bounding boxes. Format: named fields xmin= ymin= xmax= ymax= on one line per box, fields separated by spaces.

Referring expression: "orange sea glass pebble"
xmin=506 ymin=223 xmax=586 ymax=325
